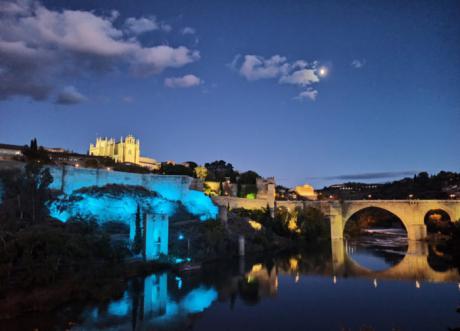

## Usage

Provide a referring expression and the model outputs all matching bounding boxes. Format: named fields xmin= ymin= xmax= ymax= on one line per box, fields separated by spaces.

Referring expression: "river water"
xmin=4 ymin=231 xmax=460 ymax=331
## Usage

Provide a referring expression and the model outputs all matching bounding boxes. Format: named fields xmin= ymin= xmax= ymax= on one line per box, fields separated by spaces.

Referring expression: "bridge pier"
xmin=329 ymin=202 xmax=344 ymax=240
xmin=407 ymin=224 xmax=427 ymax=241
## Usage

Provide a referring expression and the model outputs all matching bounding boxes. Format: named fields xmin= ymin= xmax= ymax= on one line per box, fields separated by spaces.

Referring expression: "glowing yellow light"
xmin=248 ymin=220 xmax=262 ymax=231
xmin=289 ymin=258 xmax=299 ymax=271
xmin=251 ymin=263 xmax=263 ymax=273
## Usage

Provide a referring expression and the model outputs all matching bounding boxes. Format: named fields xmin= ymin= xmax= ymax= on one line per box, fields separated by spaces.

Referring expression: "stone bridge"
xmin=215 ymin=197 xmax=460 ymax=241
xmin=326 ymin=200 xmax=460 ymax=241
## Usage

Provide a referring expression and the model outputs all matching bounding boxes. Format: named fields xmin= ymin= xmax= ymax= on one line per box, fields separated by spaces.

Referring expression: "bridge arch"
xmin=424 ymin=209 xmax=453 ymax=235
xmin=343 ymin=206 xmax=408 ymax=238
xmin=337 ymin=201 xmax=430 ymax=241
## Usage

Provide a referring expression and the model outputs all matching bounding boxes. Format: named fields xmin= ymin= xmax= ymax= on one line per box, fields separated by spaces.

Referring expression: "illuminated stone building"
xmin=294 ymin=183 xmax=318 ymax=200
xmin=89 ymin=135 xmax=160 ymax=170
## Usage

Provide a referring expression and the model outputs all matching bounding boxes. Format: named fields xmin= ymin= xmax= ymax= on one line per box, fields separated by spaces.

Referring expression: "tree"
xmin=160 ymin=163 xmax=194 ymax=177
xmin=132 ymin=204 xmax=143 ymax=255
xmin=298 ymin=207 xmax=329 ymax=241
xmin=22 ymin=138 xmax=52 ymax=164
xmin=20 ymin=161 xmax=53 ymax=224
xmin=238 ymin=171 xmax=260 ymax=184
xmin=194 ymin=166 xmax=208 ymax=180
xmin=204 ymin=160 xmax=238 ymax=181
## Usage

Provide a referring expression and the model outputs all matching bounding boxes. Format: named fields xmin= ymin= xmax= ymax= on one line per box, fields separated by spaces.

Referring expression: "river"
xmin=3 ymin=231 xmax=460 ymax=331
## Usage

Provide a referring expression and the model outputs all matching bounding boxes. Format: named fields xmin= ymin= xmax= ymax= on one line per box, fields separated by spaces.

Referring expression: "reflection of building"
xmin=89 ymin=135 xmax=160 ymax=170
xmin=245 ymin=263 xmax=278 ymax=297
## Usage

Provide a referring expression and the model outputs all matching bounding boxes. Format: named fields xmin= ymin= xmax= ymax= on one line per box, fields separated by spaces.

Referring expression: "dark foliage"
xmin=21 ymin=138 xmax=53 ymax=164
xmin=237 ymin=171 xmax=261 ymax=184
xmin=160 ymin=163 xmax=194 ymax=177
xmin=204 ymin=160 xmax=238 ymax=182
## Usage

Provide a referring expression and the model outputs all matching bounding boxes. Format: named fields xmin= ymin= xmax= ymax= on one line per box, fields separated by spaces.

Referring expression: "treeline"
xmin=160 ymin=160 xmax=261 ymax=183
xmin=320 ymin=171 xmax=460 ymax=200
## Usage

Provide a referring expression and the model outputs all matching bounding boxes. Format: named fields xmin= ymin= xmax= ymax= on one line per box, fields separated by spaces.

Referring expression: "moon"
xmin=318 ymin=67 xmax=328 ymax=77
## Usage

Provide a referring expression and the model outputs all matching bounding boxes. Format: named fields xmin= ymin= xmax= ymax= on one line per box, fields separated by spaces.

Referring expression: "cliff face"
xmin=48 ymin=184 xmax=218 ymax=223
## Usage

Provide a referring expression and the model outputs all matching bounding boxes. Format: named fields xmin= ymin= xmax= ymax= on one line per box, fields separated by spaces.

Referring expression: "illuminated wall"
xmin=48 ymin=166 xmax=192 ymax=199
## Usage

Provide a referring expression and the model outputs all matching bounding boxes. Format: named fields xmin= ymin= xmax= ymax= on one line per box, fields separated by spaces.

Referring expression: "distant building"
xmin=0 ymin=143 xmax=23 ymax=160
xmin=294 ymin=184 xmax=318 ymax=200
xmin=89 ymin=135 xmax=160 ymax=170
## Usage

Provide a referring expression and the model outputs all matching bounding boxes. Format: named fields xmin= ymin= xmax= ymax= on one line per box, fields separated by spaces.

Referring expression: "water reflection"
xmin=5 ymin=238 xmax=460 ymax=330
xmin=332 ymin=239 xmax=460 ymax=284
xmin=77 ymin=273 xmax=218 ymax=330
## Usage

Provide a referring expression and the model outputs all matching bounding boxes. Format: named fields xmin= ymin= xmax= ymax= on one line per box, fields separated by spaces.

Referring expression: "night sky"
xmin=0 ymin=0 xmax=459 ymax=188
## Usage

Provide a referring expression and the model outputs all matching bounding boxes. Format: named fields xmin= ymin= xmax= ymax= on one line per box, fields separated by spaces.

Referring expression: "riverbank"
xmin=0 ymin=216 xmax=312 ymax=320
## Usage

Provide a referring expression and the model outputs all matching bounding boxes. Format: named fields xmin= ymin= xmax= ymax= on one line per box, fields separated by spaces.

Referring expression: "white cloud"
xmin=232 ymin=54 xmax=322 ymax=102
xmin=164 ymin=74 xmax=202 ymax=88
xmin=122 ymin=96 xmax=134 ymax=103
xmin=351 ymin=59 xmax=365 ymax=68
xmin=279 ymin=69 xmax=319 ymax=86
xmin=181 ymin=27 xmax=196 ymax=35
xmin=55 ymin=86 xmax=87 ymax=105
xmin=295 ymin=88 xmax=318 ymax=101
xmin=0 ymin=0 xmax=199 ymax=101
xmin=237 ymin=55 xmax=289 ymax=80
xmin=160 ymin=23 xmax=172 ymax=32
xmin=125 ymin=17 xmax=159 ymax=34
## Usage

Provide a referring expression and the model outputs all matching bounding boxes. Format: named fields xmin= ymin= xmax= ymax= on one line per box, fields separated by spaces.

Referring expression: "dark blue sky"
xmin=0 ymin=0 xmax=459 ymax=187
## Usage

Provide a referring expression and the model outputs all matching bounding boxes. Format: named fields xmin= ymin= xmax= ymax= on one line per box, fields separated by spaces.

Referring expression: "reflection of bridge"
xmin=331 ymin=239 xmax=460 ymax=283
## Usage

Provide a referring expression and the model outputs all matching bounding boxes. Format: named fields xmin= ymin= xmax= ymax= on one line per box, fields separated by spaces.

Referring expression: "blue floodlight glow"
xmin=48 ymin=186 xmax=217 ymax=224
xmin=179 ymin=287 xmax=218 ymax=314
xmin=107 ymin=291 xmax=131 ymax=317
xmin=175 ymin=276 xmax=183 ymax=289
xmin=178 ymin=233 xmax=184 ymax=240
xmin=181 ymin=190 xmax=218 ymax=221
